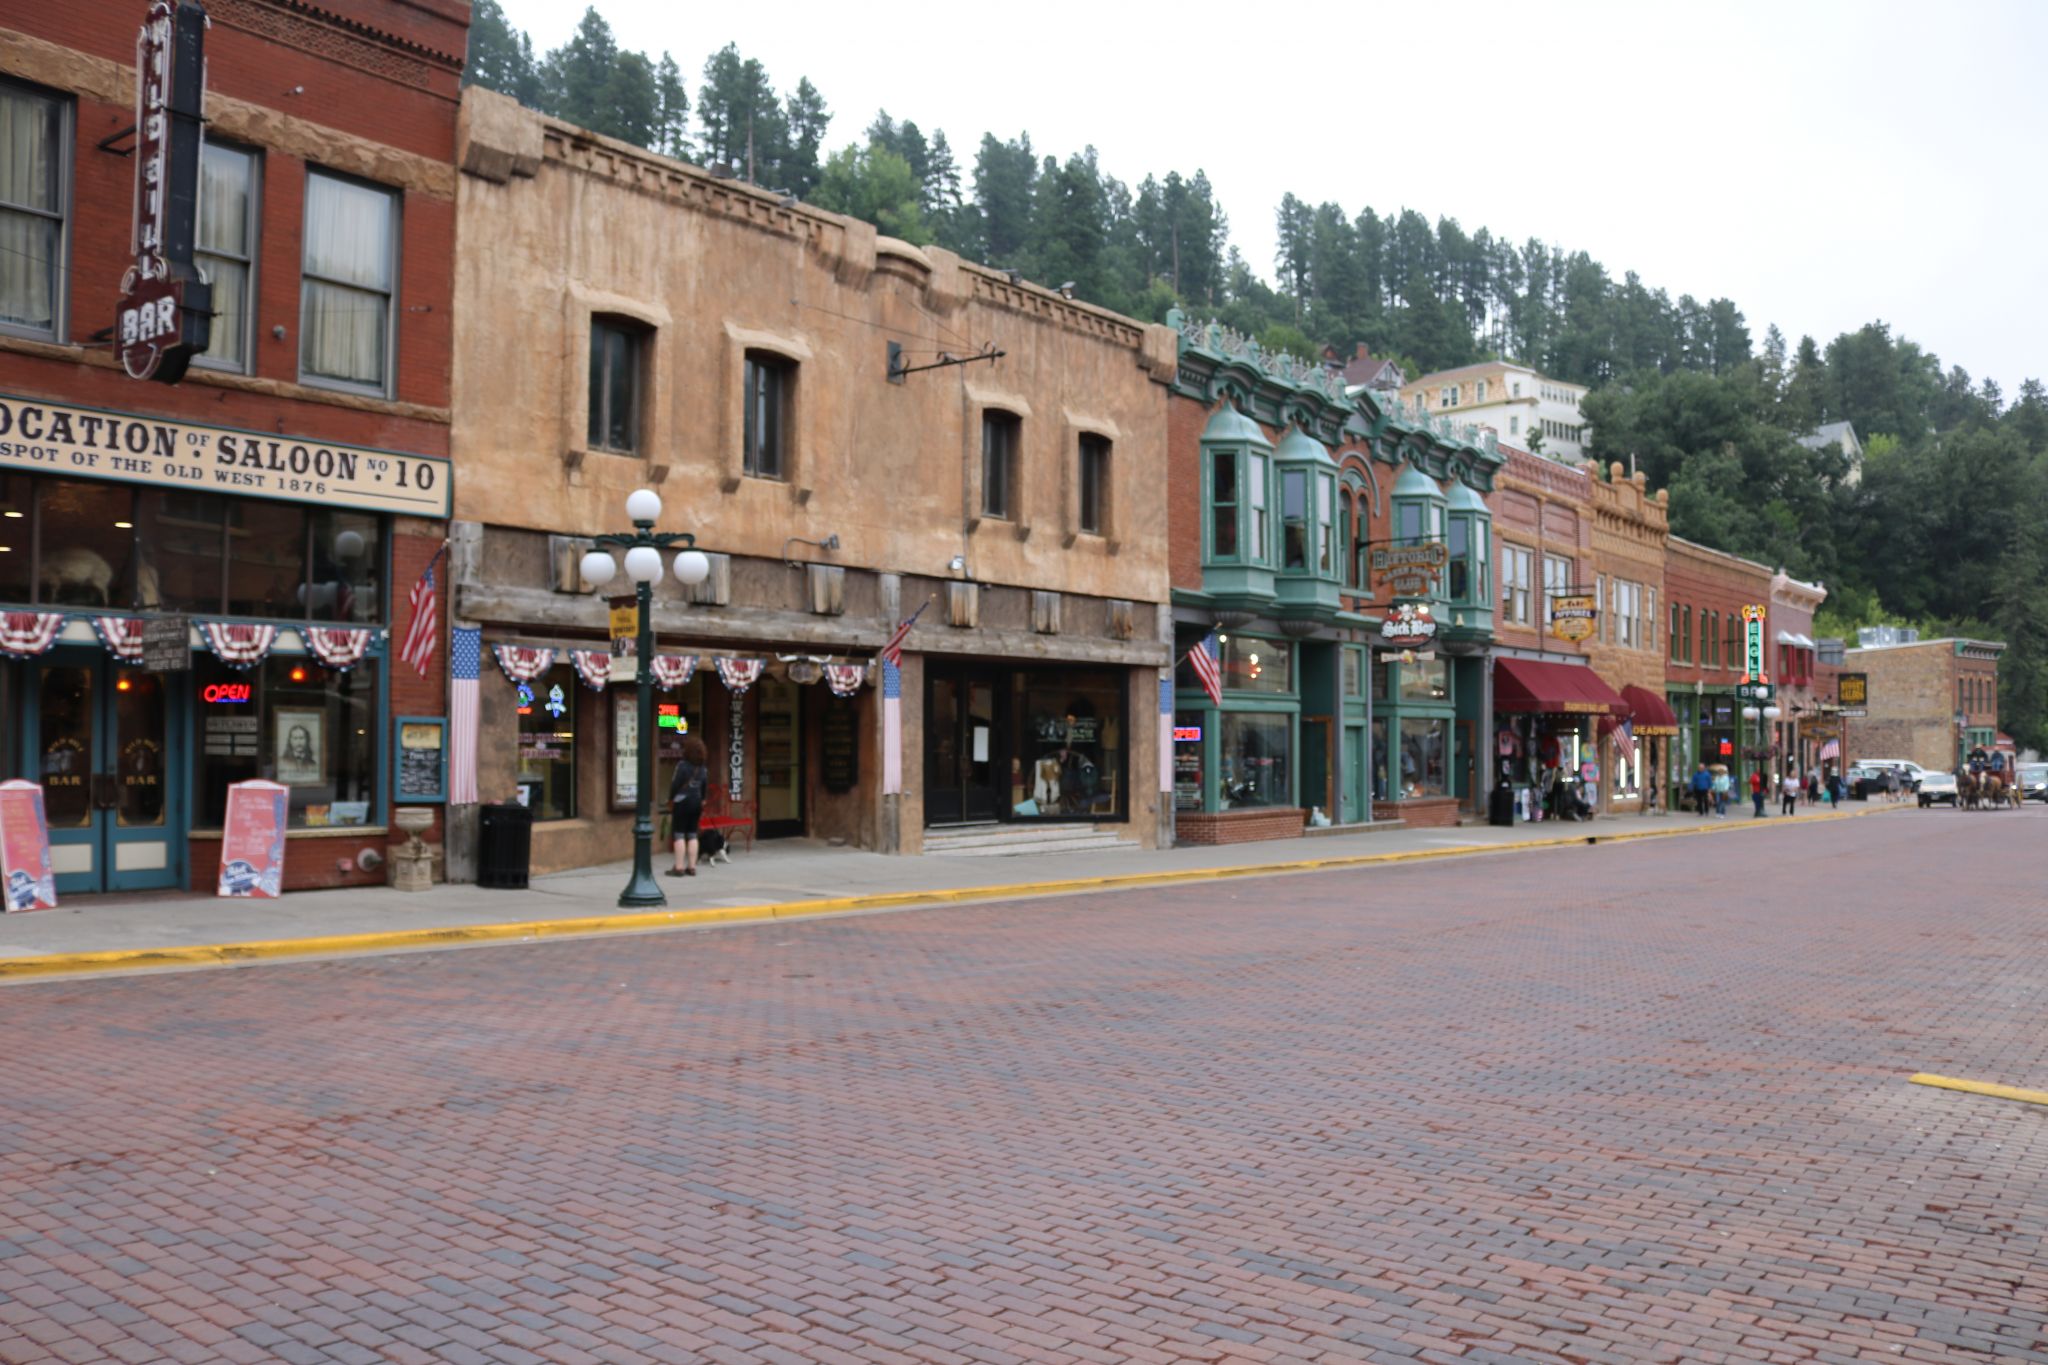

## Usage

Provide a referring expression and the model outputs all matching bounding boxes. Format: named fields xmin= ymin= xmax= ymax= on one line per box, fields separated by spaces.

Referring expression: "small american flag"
xmin=400 ymin=545 xmax=445 ymax=676
xmin=1187 ymin=631 xmax=1223 ymax=705
xmin=1818 ymin=738 xmax=1840 ymax=762
xmin=880 ymin=599 xmax=928 ymax=669
xmin=448 ymin=626 xmax=480 ymax=804
xmin=1613 ymin=718 xmax=1637 ymax=765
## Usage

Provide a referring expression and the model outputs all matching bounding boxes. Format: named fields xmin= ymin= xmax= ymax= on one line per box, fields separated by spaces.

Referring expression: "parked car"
xmin=1844 ymin=765 xmax=1880 ymax=800
xmin=1857 ymin=759 xmax=1926 ymax=792
xmin=1918 ymin=771 xmax=1959 ymax=807
xmin=2019 ymin=763 xmax=2048 ymax=804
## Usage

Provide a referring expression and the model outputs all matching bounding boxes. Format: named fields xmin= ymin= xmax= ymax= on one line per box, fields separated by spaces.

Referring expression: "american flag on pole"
xmin=1188 ymin=630 xmax=1223 ymax=705
xmin=881 ymin=657 xmax=904 ymax=795
xmin=1818 ymin=738 xmax=1840 ymax=762
xmin=1613 ymin=717 xmax=1637 ymax=765
xmin=399 ymin=545 xmax=445 ymax=677
xmin=448 ymin=626 xmax=481 ymax=804
xmin=881 ymin=600 xmax=928 ymax=669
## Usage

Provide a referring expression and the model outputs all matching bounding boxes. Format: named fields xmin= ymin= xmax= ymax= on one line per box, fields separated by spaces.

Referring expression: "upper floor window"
xmin=1440 ymin=385 xmax=1457 ymax=409
xmin=1613 ymin=578 xmax=1641 ymax=648
xmin=1645 ymin=588 xmax=1658 ymax=652
xmin=980 ymin=409 xmax=1019 ymax=518
xmin=1475 ymin=379 xmax=1488 ymax=403
xmin=1448 ymin=517 xmax=1471 ymax=601
xmin=587 ymin=317 xmax=646 ymax=454
xmin=1541 ymin=554 xmax=1572 ymax=627
xmin=1725 ymin=613 xmax=1741 ymax=671
xmin=1280 ymin=467 xmax=1308 ymax=570
xmin=1500 ymin=544 xmax=1533 ymax=625
xmin=1511 ymin=381 xmax=1522 ymax=397
xmin=0 ymin=79 xmax=69 ymax=341
xmin=1078 ymin=433 xmax=1110 ymax=535
xmin=301 ymin=170 xmax=398 ymax=394
xmin=1210 ymin=449 xmax=1238 ymax=558
xmin=1670 ymin=603 xmax=1682 ymax=661
xmin=745 ymin=350 xmax=794 ymax=480
xmin=194 ymin=143 xmax=259 ymax=373
xmin=1248 ymin=452 xmax=1269 ymax=561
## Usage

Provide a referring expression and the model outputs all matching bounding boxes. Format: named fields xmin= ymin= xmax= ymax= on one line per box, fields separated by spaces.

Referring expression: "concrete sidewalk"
xmin=0 ymin=800 xmax=1907 ymax=980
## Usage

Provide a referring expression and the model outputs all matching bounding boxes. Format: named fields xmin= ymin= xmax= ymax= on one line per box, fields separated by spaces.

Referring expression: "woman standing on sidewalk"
xmin=1712 ymin=766 xmax=1732 ymax=817
xmin=1781 ymin=770 xmax=1801 ymax=815
xmin=1750 ymin=768 xmax=1768 ymax=817
xmin=667 ymin=736 xmax=710 ymax=877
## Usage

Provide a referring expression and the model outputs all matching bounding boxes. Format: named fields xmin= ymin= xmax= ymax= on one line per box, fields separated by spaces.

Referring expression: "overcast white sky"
xmin=499 ymin=0 xmax=2045 ymax=392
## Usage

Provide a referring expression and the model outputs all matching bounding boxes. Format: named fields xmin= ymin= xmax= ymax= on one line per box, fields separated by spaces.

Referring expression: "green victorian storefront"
xmin=1164 ymin=313 xmax=1501 ymax=843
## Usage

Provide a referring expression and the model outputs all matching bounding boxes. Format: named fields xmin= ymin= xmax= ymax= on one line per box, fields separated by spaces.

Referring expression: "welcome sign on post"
xmin=219 ymin=780 xmax=288 ymax=898
xmin=0 ymin=779 xmax=57 ymax=912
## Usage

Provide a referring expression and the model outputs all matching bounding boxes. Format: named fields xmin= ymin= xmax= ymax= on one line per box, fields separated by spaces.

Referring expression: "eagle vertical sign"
xmin=117 ymin=0 xmax=213 ymax=384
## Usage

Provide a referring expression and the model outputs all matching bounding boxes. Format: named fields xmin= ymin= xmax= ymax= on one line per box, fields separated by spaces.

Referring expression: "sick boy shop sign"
xmin=0 ymin=395 xmax=451 ymax=518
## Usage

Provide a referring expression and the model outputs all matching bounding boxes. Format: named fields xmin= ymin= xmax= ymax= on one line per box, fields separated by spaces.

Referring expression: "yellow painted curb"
xmin=0 ymin=797 xmax=1905 ymax=983
xmin=1910 ymin=1073 xmax=2048 ymax=1107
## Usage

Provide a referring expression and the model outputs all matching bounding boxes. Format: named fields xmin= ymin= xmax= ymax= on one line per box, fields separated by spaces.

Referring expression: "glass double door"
xmin=926 ymin=669 xmax=1003 ymax=825
xmin=29 ymin=649 xmax=183 ymax=894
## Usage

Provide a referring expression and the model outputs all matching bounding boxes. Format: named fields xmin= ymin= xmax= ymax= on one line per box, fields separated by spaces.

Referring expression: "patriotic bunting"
xmin=569 ymin=649 xmax=613 ymax=692
xmin=0 ymin=612 xmax=65 ymax=660
xmin=715 ymin=657 xmax=764 ymax=695
xmin=823 ymin=663 xmax=866 ymax=697
xmin=652 ymin=654 xmax=697 ymax=691
xmin=92 ymin=616 xmax=145 ymax=662
xmin=305 ymin=627 xmax=376 ymax=672
xmin=199 ymin=621 xmax=279 ymax=670
xmin=492 ymin=644 xmax=556 ymax=684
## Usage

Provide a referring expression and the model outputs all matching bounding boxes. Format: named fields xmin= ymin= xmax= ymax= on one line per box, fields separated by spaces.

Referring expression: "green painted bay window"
xmin=1200 ymin=405 xmax=1274 ymax=568
xmin=1446 ymin=480 xmax=1491 ymax=607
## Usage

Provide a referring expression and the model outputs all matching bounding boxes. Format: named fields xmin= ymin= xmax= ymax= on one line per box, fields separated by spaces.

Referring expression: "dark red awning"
xmin=1494 ymin=657 xmax=1629 ymax=717
xmin=1619 ymin=684 xmax=1680 ymax=735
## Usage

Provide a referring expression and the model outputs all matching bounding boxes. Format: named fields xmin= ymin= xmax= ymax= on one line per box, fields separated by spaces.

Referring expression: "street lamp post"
xmin=579 ymin=489 xmax=710 ymax=909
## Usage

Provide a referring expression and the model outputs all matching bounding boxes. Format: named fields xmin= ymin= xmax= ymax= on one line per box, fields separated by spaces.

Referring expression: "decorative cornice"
xmin=213 ymin=0 xmax=465 ymax=76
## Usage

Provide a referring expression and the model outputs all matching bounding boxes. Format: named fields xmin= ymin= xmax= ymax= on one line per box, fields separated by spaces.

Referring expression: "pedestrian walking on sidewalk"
xmin=1712 ymin=767 xmax=1731 ymax=817
xmin=667 ymin=736 xmax=709 ymax=877
xmin=1691 ymin=763 xmax=1713 ymax=816
xmin=1751 ymin=768 xmax=1767 ymax=817
xmin=1781 ymin=771 xmax=1800 ymax=816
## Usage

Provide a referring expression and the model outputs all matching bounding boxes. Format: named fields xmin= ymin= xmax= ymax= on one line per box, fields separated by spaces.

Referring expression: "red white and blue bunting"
xmin=0 ymin=611 xmax=65 ymax=660
xmin=652 ymin=654 xmax=697 ymax=691
xmin=200 ymin=622 xmax=279 ymax=670
xmin=714 ymin=657 xmax=764 ymax=695
xmin=492 ymin=644 xmax=556 ymax=685
xmin=305 ymin=626 xmax=377 ymax=673
xmin=823 ymin=663 xmax=867 ymax=697
xmin=92 ymin=616 xmax=145 ymax=662
xmin=568 ymin=649 xmax=613 ymax=692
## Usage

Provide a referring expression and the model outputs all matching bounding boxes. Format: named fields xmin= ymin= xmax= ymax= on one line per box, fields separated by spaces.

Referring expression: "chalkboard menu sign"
xmin=820 ymin=697 xmax=859 ymax=794
xmin=395 ymin=717 xmax=447 ymax=802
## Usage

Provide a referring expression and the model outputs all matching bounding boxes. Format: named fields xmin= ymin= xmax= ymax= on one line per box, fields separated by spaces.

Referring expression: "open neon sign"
xmin=202 ymin=682 xmax=251 ymax=704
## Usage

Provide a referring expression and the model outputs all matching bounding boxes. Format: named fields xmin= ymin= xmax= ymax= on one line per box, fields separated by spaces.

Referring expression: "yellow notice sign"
xmin=0 ymin=392 xmax=451 ymax=517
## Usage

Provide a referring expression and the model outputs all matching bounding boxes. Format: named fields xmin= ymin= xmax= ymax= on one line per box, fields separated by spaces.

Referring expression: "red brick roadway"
xmin=4 ymin=809 xmax=2047 ymax=1365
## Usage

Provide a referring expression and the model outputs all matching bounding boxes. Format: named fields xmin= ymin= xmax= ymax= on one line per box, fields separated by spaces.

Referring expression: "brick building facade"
xmin=0 ymin=1 xmax=463 ymax=895
xmin=1663 ymin=538 xmax=1775 ymax=806
xmin=1584 ymin=463 xmax=1671 ymax=813
xmin=1843 ymin=637 xmax=2004 ymax=773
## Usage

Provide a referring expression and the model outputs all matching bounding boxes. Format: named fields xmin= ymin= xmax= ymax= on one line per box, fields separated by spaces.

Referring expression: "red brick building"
xmin=1843 ymin=635 xmax=2004 ymax=774
xmin=1663 ymin=537 xmax=1776 ymax=807
xmin=0 ymin=1 xmax=464 ymax=895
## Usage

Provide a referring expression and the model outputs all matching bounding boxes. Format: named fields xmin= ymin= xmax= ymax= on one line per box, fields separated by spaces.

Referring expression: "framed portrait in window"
xmin=273 ymin=707 xmax=326 ymax=787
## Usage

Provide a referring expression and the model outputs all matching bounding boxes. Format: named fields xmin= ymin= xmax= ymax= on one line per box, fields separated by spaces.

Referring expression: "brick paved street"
xmin=4 ymin=810 xmax=2046 ymax=1364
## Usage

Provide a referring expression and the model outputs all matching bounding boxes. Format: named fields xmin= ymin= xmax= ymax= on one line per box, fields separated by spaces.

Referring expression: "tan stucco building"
xmin=448 ymin=89 xmax=1178 ymax=871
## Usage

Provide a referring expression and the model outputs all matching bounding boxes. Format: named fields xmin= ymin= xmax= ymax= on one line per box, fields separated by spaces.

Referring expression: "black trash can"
xmin=1488 ymin=783 xmax=1516 ymax=827
xmin=478 ymin=803 xmax=533 ymax=889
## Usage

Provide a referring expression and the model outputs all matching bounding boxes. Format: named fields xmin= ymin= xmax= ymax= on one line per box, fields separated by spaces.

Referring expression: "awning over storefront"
xmin=1618 ymin=683 xmax=1681 ymax=735
xmin=1494 ymin=657 xmax=1629 ymax=717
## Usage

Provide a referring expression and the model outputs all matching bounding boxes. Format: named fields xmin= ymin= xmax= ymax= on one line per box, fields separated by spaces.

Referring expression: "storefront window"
xmin=0 ymin=473 xmax=30 ymax=604
xmin=1012 ymin=674 xmax=1124 ymax=819
xmin=37 ymin=479 xmax=136 ymax=610
xmin=226 ymin=500 xmax=309 ymax=618
xmin=517 ymin=664 xmax=577 ymax=820
xmin=1172 ymin=710 xmax=1204 ymax=812
xmin=1218 ymin=634 xmax=1291 ymax=694
xmin=1397 ymin=659 xmax=1449 ymax=704
xmin=309 ymin=509 xmax=382 ymax=623
xmin=1399 ymin=716 xmax=1448 ymax=797
xmin=137 ymin=490 xmax=224 ymax=612
xmin=193 ymin=654 xmax=378 ymax=829
xmin=617 ymin=675 xmax=704 ymax=810
xmin=1220 ymin=712 xmax=1291 ymax=808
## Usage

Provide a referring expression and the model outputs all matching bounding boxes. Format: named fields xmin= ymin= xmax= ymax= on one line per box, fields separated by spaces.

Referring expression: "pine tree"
xmin=974 ymin=133 xmax=1037 ymax=270
xmin=784 ymin=78 xmax=831 ymax=198
xmin=536 ymin=8 xmax=618 ymax=131
xmin=654 ymin=54 xmax=691 ymax=160
xmin=463 ymin=0 xmax=541 ymax=105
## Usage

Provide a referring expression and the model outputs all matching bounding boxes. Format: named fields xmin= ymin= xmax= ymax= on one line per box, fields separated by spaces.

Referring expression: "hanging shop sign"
xmin=1548 ymin=594 xmax=1598 ymax=643
xmin=117 ymin=1 xmax=212 ymax=384
xmin=1379 ymin=600 xmax=1438 ymax=649
xmin=608 ymin=596 xmax=638 ymax=655
xmin=728 ymin=696 xmax=746 ymax=801
xmin=0 ymin=394 xmax=452 ymax=517
xmin=141 ymin=614 xmax=190 ymax=672
xmin=1370 ymin=541 xmax=1448 ymax=598
xmin=1837 ymin=672 xmax=1868 ymax=707
xmin=1741 ymin=603 xmax=1768 ymax=682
